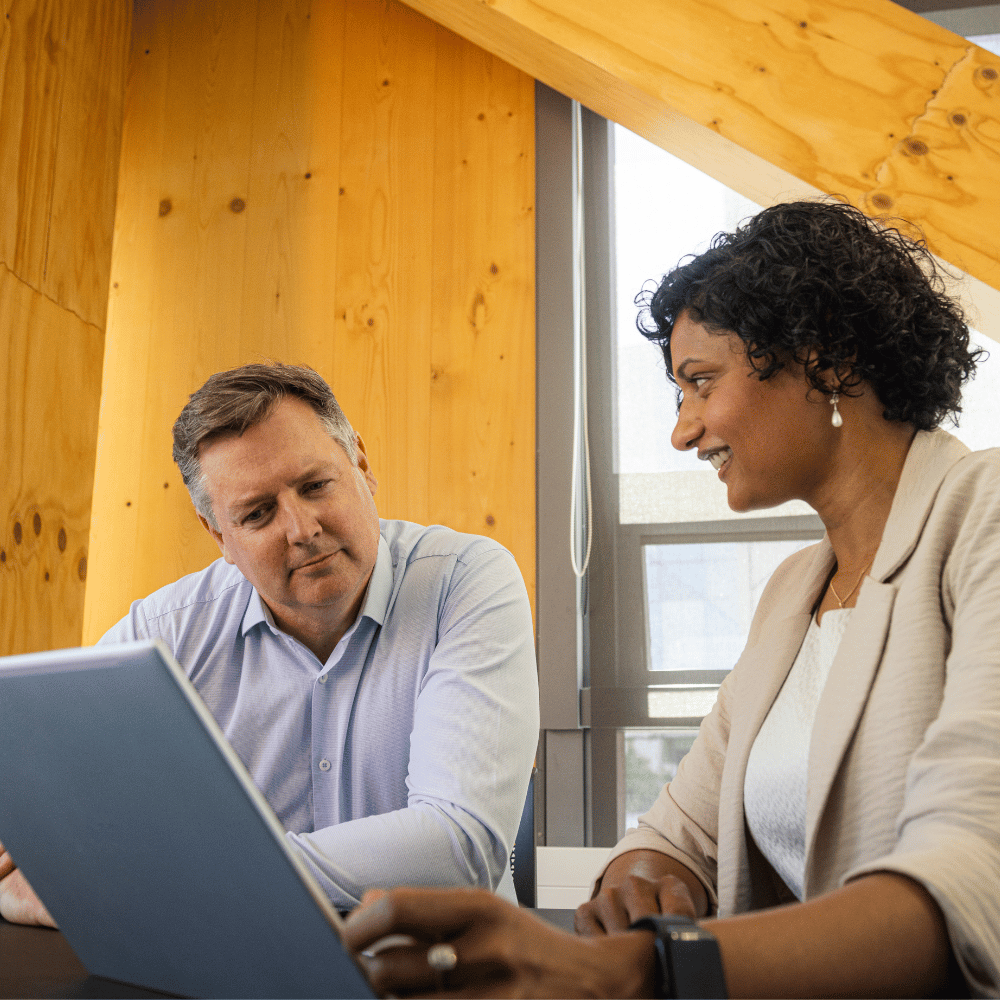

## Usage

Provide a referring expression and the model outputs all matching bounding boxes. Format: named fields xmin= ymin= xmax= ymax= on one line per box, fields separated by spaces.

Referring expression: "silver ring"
xmin=427 ymin=942 xmax=458 ymax=972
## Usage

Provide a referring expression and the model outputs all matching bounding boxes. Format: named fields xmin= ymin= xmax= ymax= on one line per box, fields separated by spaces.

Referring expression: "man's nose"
xmin=282 ymin=498 xmax=322 ymax=543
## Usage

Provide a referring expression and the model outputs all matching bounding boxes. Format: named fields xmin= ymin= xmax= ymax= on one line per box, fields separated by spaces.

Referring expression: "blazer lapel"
xmin=801 ymin=429 xmax=968 ymax=893
xmin=803 ymin=578 xmax=896 ymax=889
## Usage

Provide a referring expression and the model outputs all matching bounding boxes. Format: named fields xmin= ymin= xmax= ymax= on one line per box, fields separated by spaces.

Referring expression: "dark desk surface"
xmin=0 ymin=909 xmax=576 ymax=999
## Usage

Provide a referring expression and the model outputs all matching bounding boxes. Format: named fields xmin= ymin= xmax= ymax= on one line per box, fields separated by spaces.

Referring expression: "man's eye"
xmin=304 ymin=480 xmax=329 ymax=494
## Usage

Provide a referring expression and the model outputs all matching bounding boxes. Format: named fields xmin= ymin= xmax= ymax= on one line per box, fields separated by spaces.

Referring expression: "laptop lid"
xmin=0 ymin=640 xmax=376 ymax=999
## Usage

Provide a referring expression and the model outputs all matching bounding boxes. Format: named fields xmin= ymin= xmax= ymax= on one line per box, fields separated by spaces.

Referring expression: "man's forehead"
xmin=200 ymin=413 xmax=347 ymax=488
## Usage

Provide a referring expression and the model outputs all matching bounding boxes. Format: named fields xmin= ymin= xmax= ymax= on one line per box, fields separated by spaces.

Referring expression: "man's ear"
xmin=198 ymin=513 xmax=235 ymax=564
xmin=354 ymin=433 xmax=378 ymax=498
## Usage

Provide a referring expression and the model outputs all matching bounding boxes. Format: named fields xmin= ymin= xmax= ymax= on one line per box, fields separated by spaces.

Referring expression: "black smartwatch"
xmin=629 ymin=915 xmax=728 ymax=999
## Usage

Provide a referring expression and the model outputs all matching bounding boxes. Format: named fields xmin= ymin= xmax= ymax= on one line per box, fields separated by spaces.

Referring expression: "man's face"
xmin=198 ymin=397 xmax=380 ymax=643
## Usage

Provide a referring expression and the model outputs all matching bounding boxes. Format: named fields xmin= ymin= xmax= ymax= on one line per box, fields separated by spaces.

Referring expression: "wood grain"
xmin=332 ymin=0 xmax=439 ymax=525
xmin=0 ymin=0 xmax=129 ymax=655
xmin=403 ymin=0 xmax=1000 ymax=291
xmin=0 ymin=267 xmax=103 ymax=654
xmin=85 ymin=0 xmax=536 ymax=640
xmin=0 ymin=0 xmax=130 ymax=326
xmin=428 ymin=26 xmax=535 ymax=551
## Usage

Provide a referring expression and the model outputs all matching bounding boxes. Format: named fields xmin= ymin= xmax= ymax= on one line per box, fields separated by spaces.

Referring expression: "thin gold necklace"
xmin=829 ymin=557 xmax=874 ymax=608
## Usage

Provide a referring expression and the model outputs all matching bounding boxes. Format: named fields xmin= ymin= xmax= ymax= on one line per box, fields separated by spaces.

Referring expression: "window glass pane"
xmin=614 ymin=125 xmax=760 ymax=477
xmin=644 ymin=538 xmax=816 ymax=672
xmin=954 ymin=329 xmax=1000 ymax=451
xmin=625 ymin=729 xmax=698 ymax=829
xmin=969 ymin=34 xmax=1000 ymax=57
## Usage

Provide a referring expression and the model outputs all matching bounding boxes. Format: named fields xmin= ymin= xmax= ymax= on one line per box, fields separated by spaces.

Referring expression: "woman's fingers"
xmin=576 ymin=873 xmax=697 ymax=936
xmin=654 ymin=875 xmax=697 ymax=920
xmin=575 ymin=891 xmax=631 ymax=935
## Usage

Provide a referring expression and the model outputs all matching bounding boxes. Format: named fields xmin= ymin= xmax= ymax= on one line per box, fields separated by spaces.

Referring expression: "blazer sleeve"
xmin=845 ymin=452 xmax=1000 ymax=998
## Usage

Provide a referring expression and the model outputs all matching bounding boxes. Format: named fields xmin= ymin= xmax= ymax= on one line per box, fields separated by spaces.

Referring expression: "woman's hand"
xmin=0 ymin=842 xmax=57 ymax=927
xmin=342 ymin=887 xmax=657 ymax=998
xmin=575 ymin=849 xmax=706 ymax=936
xmin=575 ymin=872 xmax=697 ymax=936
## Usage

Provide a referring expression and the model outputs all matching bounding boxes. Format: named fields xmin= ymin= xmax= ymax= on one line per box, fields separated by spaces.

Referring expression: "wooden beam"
xmin=401 ymin=0 xmax=1000 ymax=295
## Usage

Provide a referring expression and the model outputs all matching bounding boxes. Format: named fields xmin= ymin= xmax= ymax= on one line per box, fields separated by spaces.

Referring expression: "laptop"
xmin=0 ymin=640 xmax=377 ymax=999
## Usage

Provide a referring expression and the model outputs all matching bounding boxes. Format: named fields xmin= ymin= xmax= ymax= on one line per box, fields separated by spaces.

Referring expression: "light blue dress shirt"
xmin=100 ymin=519 xmax=539 ymax=909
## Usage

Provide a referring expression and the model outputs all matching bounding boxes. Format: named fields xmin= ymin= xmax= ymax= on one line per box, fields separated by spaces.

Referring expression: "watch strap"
xmin=630 ymin=915 xmax=728 ymax=999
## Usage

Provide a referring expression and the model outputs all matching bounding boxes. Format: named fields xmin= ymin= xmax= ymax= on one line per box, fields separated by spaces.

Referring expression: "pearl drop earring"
xmin=830 ymin=392 xmax=843 ymax=428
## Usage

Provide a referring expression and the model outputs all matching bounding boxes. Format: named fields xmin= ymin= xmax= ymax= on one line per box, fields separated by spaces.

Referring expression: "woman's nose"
xmin=671 ymin=398 xmax=702 ymax=452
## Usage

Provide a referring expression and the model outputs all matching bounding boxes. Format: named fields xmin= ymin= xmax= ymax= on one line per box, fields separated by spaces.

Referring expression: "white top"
xmin=744 ymin=607 xmax=852 ymax=899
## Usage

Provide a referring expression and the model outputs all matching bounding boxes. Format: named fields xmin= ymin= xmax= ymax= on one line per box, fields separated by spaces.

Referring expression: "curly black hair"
xmin=637 ymin=199 xmax=983 ymax=430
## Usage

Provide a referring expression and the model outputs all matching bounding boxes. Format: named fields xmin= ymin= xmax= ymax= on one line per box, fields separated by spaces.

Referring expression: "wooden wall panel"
xmin=428 ymin=29 xmax=535 ymax=543
xmin=0 ymin=0 xmax=130 ymax=655
xmin=0 ymin=0 xmax=129 ymax=326
xmin=0 ymin=270 xmax=103 ymax=653
xmin=84 ymin=0 xmax=535 ymax=641
xmin=332 ymin=1 xmax=438 ymax=525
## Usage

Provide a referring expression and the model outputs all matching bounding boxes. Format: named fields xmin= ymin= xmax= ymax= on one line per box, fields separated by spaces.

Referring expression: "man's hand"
xmin=575 ymin=849 xmax=706 ymax=936
xmin=0 ymin=842 xmax=57 ymax=927
xmin=343 ymin=887 xmax=656 ymax=998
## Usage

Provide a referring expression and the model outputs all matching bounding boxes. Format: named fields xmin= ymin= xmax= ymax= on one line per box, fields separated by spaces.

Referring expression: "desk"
xmin=0 ymin=910 xmax=577 ymax=999
xmin=0 ymin=918 xmax=176 ymax=998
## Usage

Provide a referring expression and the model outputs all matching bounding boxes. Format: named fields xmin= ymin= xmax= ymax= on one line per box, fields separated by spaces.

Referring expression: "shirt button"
xmin=318 ymin=675 xmax=328 ymax=684
xmin=318 ymin=759 xmax=331 ymax=772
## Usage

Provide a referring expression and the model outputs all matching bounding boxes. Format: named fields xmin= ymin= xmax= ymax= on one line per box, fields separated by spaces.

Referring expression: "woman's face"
xmin=669 ymin=311 xmax=836 ymax=512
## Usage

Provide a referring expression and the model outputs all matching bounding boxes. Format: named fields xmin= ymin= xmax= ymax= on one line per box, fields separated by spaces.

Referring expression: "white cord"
xmin=569 ymin=101 xmax=593 ymax=580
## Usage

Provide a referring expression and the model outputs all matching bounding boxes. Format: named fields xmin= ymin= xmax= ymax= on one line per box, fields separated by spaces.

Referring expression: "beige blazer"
xmin=604 ymin=429 xmax=1000 ymax=997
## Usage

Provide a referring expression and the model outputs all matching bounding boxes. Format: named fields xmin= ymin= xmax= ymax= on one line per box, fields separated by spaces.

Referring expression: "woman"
xmin=343 ymin=200 xmax=1000 ymax=998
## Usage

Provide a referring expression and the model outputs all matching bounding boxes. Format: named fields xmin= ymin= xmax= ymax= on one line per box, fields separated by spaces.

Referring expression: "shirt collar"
xmin=240 ymin=532 xmax=393 ymax=637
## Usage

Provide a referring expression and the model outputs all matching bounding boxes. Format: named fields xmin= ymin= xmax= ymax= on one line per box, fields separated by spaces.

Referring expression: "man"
xmin=1 ymin=362 xmax=538 ymax=924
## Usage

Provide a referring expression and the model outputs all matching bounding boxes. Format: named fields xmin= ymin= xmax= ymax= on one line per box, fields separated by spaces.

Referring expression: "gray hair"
xmin=172 ymin=362 xmax=357 ymax=530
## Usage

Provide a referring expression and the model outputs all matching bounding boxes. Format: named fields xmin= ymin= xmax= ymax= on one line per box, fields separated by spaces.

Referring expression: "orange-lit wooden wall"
xmin=0 ymin=1 xmax=131 ymax=654
xmin=0 ymin=0 xmax=534 ymax=653
xmin=77 ymin=0 xmax=535 ymax=642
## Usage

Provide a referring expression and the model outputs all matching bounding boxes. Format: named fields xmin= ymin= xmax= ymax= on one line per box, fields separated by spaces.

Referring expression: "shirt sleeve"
xmin=286 ymin=543 xmax=539 ymax=909
xmin=96 ymin=601 xmax=151 ymax=643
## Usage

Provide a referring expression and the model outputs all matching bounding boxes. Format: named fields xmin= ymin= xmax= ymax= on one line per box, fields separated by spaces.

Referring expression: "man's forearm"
xmin=288 ymin=801 xmax=509 ymax=910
